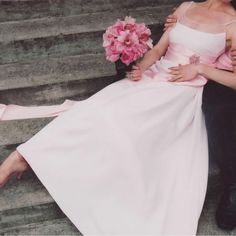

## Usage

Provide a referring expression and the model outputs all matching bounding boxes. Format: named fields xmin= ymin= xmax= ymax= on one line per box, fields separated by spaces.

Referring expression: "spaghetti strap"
xmin=178 ymin=1 xmax=194 ymax=22
xmin=184 ymin=1 xmax=194 ymax=15
xmin=0 ymin=99 xmax=78 ymax=121
xmin=187 ymin=1 xmax=194 ymax=11
xmin=179 ymin=1 xmax=194 ymax=22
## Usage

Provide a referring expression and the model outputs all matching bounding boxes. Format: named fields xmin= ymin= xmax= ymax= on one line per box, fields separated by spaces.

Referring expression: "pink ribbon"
xmin=164 ymin=43 xmax=217 ymax=65
xmin=0 ymin=99 xmax=77 ymax=121
xmin=0 ymin=43 xmax=230 ymax=121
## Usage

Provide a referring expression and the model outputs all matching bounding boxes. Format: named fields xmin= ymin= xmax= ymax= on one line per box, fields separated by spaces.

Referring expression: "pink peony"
xmin=105 ymin=45 xmax=120 ymax=62
xmin=124 ymin=16 xmax=136 ymax=25
xmin=121 ymin=49 xmax=136 ymax=65
xmin=123 ymin=16 xmax=137 ymax=32
xmin=116 ymin=30 xmax=139 ymax=52
xmin=136 ymin=23 xmax=153 ymax=48
xmin=136 ymin=43 xmax=149 ymax=55
xmin=103 ymin=32 xmax=115 ymax=47
xmin=135 ymin=23 xmax=151 ymax=37
xmin=113 ymin=20 xmax=125 ymax=34
xmin=103 ymin=16 xmax=153 ymax=64
xmin=103 ymin=20 xmax=124 ymax=47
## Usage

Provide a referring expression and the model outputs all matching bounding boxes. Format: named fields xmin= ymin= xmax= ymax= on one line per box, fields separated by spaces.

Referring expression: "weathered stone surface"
xmin=0 ymin=5 xmax=173 ymax=42
xmin=3 ymin=206 xmax=236 ymax=236
xmin=0 ymin=144 xmax=17 ymax=161
xmin=0 ymin=118 xmax=53 ymax=146
xmin=0 ymin=53 xmax=116 ymax=90
xmin=0 ymin=202 xmax=66 ymax=232
xmin=0 ymin=167 xmax=230 ymax=235
xmin=0 ymin=75 xmax=117 ymax=105
xmin=0 ymin=7 xmax=167 ymax=64
xmin=0 ymin=171 xmax=52 ymax=212
xmin=0 ymin=0 xmax=182 ymax=22
xmin=1 ymin=218 xmax=80 ymax=235
xmin=198 ymin=185 xmax=236 ymax=235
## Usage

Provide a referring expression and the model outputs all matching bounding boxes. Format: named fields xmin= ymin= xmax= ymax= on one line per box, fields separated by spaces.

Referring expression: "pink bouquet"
xmin=103 ymin=16 xmax=153 ymax=66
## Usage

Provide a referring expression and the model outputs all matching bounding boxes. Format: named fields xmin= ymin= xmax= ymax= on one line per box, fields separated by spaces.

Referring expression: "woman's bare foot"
xmin=0 ymin=150 xmax=30 ymax=187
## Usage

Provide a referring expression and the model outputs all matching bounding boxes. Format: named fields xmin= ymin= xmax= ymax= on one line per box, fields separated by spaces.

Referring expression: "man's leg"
xmin=202 ymin=80 xmax=236 ymax=230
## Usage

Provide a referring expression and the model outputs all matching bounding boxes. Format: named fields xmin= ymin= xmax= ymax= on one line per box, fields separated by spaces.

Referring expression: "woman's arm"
xmin=129 ymin=2 xmax=189 ymax=81
xmin=128 ymin=27 xmax=170 ymax=81
xmin=198 ymin=65 xmax=236 ymax=89
xmin=138 ymin=2 xmax=190 ymax=73
xmin=137 ymin=28 xmax=170 ymax=73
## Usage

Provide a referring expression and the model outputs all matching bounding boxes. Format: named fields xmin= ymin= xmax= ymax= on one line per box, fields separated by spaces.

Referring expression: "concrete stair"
xmin=1 ymin=0 xmax=235 ymax=235
xmin=0 ymin=54 xmax=118 ymax=105
xmin=0 ymin=7 xmax=167 ymax=64
xmin=0 ymin=0 xmax=182 ymax=22
xmin=0 ymin=163 xmax=235 ymax=235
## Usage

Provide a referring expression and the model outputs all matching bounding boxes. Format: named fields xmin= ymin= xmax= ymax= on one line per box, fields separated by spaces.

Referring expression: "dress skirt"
xmin=16 ymin=73 xmax=208 ymax=235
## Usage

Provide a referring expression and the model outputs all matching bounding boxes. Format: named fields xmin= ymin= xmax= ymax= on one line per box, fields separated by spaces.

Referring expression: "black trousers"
xmin=202 ymin=80 xmax=236 ymax=186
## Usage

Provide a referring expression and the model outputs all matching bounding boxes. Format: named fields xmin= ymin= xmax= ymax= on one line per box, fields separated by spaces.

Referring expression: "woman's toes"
xmin=0 ymin=151 xmax=29 ymax=187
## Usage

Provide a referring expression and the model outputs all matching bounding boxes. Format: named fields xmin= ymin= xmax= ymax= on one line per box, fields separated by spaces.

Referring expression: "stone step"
xmin=0 ymin=172 xmax=67 ymax=233
xmin=0 ymin=53 xmax=115 ymax=91
xmin=197 ymin=184 xmax=236 ymax=235
xmin=0 ymin=53 xmax=117 ymax=105
xmin=2 ymin=209 xmax=235 ymax=236
xmin=0 ymin=0 xmax=182 ymax=23
xmin=2 ymin=196 xmax=235 ymax=236
xmin=0 ymin=218 xmax=80 ymax=235
xmin=0 ymin=6 xmax=170 ymax=64
xmin=0 ymin=165 xmax=230 ymax=235
xmin=0 ymin=4 xmax=174 ymax=42
xmin=0 ymin=171 xmax=53 ymax=212
xmin=0 ymin=167 xmax=76 ymax=233
xmin=0 ymin=73 xmax=117 ymax=105
xmin=0 ymin=120 xmax=53 ymax=148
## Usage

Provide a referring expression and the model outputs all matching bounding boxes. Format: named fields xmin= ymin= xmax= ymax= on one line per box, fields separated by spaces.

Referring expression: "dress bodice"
xmin=165 ymin=20 xmax=226 ymax=65
xmin=149 ymin=1 xmax=230 ymax=86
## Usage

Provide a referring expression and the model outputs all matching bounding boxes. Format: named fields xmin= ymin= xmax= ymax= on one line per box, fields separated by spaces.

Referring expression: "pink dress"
xmin=0 ymin=2 xmax=231 ymax=235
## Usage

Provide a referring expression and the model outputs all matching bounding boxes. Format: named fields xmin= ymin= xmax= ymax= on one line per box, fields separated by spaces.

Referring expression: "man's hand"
xmin=168 ymin=64 xmax=199 ymax=82
xmin=230 ymin=48 xmax=236 ymax=67
xmin=164 ymin=12 xmax=178 ymax=31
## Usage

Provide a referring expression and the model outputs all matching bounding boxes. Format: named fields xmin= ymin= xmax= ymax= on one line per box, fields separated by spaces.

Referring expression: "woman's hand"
xmin=164 ymin=13 xmax=178 ymax=31
xmin=127 ymin=64 xmax=143 ymax=81
xmin=168 ymin=64 xmax=200 ymax=82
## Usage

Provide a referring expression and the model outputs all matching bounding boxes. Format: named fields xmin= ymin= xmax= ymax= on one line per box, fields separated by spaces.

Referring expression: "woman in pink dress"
xmin=0 ymin=0 xmax=236 ymax=235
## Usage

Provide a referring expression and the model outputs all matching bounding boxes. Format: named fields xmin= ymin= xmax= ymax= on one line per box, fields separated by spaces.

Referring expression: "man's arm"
xmin=129 ymin=2 xmax=188 ymax=81
xmin=129 ymin=26 xmax=171 ymax=81
xmin=198 ymin=23 xmax=236 ymax=89
xmin=139 ymin=1 xmax=190 ymax=72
